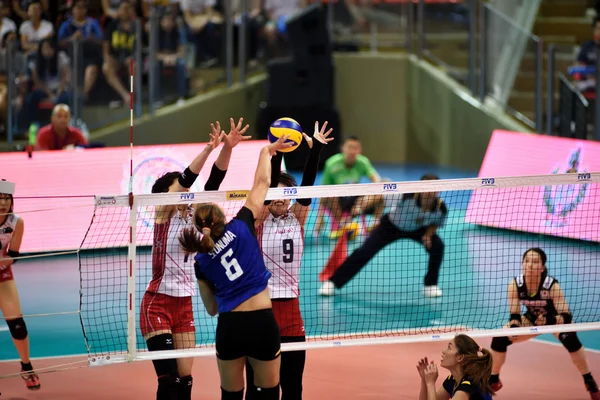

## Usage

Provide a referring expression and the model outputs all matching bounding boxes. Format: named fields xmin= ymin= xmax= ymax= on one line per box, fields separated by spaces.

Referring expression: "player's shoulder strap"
xmin=4 ymin=213 xmax=19 ymax=229
xmin=515 ymin=274 xmax=525 ymax=288
xmin=542 ymin=274 xmax=557 ymax=290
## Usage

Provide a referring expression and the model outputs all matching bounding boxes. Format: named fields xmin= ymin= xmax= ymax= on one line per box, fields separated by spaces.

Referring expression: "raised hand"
xmin=208 ymin=121 xmax=226 ymax=150
xmin=267 ymin=134 xmax=293 ymax=155
xmin=423 ymin=362 xmax=438 ymax=385
xmin=302 ymin=121 xmax=334 ymax=149
xmin=224 ymin=117 xmax=251 ymax=149
xmin=416 ymin=357 xmax=429 ymax=381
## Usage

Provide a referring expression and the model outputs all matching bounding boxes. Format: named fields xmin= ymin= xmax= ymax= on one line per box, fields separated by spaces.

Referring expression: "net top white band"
xmin=0 ymin=180 xmax=15 ymax=195
xmin=94 ymin=172 xmax=598 ymax=208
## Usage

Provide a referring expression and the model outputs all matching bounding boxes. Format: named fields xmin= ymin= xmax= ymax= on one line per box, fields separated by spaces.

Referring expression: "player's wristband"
xmin=509 ymin=313 xmax=521 ymax=327
xmin=560 ymin=312 xmax=573 ymax=324
xmin=7 ymin=250 xmax=19 ymax=264
xmin=178 ymin=167 xmax=199 ymax=189
xmin=545 ymin=314 xmax=557 ymax=325
xmin=204 ymin=163 xmax=227 ymax=191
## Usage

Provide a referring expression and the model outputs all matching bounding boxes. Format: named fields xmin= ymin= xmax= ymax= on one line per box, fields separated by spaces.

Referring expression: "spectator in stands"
xmin=35 ymin=103 xmax=87 ymax=150
xmin=314 ymin=136 xmax=385 ymax=238
xmin=181 ymin=0 xmax=219 ymax=66
xmin=213 ymin=0 xmax=264 ymax=64
xmin=102 ymin=0 xmax=142 ymax=26
xmin=19 ymin=1 xmax=54 ymax=58
xmin=0 ymin=2 xmax=16 ymax=39
xmin=573 ymin=16 xmax=600 ymax=96
xmin=155 ymin=9 xmax=187 ymax=105
xmin=12 ymin=0 xmax=48 ymax=24
xmin=23 ymin=38 xmax=71 ymax=125
xmin=57 ymin=0 xmax=103 ymax=101
xmin=102 ymin=0 xmax=136 ymax=106
xmin=0 ymin=31 xmax=26 ymax=132
xmin=262 ymin=0 xmax=306 ymax=57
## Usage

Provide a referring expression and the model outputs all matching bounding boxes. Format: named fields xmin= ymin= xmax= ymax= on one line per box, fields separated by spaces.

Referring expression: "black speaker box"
xmin=266 ymin=57 xmax=334 ymax=109
xmin=285 ymin=4 xmax=332 ymax=67
xmin=257 ymin=105 xmax=342 ymax=171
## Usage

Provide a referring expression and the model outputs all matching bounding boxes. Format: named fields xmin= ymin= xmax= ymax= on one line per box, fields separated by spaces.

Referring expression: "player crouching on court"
xmin=489 ymin=247 xmax=600 ymax=399
xmin=0 ymin=180 xmax=41 ymax=391
xmin=319 ymin=174 xmax=447 ymax=298
xmin=417 ymin=334 xmax=494 ymax=400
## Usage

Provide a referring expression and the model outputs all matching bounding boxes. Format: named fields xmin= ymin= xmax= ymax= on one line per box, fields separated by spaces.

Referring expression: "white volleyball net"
xmin=78 ymin=173 xmax=600 ymax=366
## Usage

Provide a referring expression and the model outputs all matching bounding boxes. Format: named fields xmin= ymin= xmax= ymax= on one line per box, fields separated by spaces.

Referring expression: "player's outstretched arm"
xmin=244 ymin=135 xmax=292 ymax=218
xmin=290 ymin=121 xmax=334 ymax=227
xmin=197 ymin=278 xmax=218 ymax=316
xmin=205 ymin=118 xmax=251 ymax=191
xmin=173 ymin=128 xmax=224 ymax=193
xmin=550 ymin=283 xmax=572 ymax=324
xmin=507 ymin=280 xmax=522 ymax=327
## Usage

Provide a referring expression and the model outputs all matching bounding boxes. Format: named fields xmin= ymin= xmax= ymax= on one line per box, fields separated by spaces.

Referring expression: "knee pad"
xmin=221 ymin=387 xmax=244 ymax=400
xmin=147 ymin=334 xmax=179 ymax=378
xmin=177 ymin=376 xmax=193 ymax=400
xmin=257 ymin=384 xmax=280 ymax=400
xmin=157 ymin=375 xmax=179 ymax=400
xmin=491 ymin=336 xmax=513 ymax=353
xmin=7 ymin=317 xmax=27 ymax=340
xmin=559 ymin=332 xmax=583 ymax=353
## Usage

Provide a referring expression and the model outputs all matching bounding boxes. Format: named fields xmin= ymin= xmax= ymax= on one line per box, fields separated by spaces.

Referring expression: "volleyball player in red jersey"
xmin=489 ymin=248 xmax=600 ymax=399
xmin=0 ymin=180 xmax=41 ymax=391
xmin=140 ymin=118 xmax=250 ymax=400
xmin=245 ymin=121 xmax=333 ymax=400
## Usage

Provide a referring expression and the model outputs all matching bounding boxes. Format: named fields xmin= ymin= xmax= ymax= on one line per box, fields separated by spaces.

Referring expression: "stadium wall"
xmin=89 ymin=54 xmax=529 ymax=171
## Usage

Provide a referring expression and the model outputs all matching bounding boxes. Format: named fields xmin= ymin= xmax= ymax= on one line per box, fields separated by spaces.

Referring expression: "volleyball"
xmin=268 ymin=117 xmax=303 ymax=153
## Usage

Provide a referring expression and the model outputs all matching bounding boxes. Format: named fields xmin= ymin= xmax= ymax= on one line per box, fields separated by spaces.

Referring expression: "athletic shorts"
xmin=272 ymin=298 xmax=305 ymax=337
xmin=216 ymin=308 xmax=281 ymax=361
xmin=139 ymin=292 xmax=195 ymax=337
xmin=0 ymin=265 xmax=14 ymax=283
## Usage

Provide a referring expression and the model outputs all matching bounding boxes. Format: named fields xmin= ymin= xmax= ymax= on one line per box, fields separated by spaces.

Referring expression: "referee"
xmin=319 ymin=174 xmax=447 ymax=298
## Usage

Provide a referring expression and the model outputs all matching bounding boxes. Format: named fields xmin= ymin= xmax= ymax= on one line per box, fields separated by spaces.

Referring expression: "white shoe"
xmin=423 ymin=285 xmax=442 ymax=298
xmin=319 ymin=281 xmax=336 ymax=296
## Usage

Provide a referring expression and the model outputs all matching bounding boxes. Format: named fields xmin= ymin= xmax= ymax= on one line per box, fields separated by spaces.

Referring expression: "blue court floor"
xmin=2 ymin=163 xmax=600 ymax=362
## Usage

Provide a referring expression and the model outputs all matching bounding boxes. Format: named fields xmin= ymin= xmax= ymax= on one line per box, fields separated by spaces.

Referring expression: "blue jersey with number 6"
xmin=194 ymin=206 xmax=271 ymax=313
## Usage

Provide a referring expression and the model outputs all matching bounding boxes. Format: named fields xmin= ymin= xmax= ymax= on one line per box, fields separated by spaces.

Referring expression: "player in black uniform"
xmin=417 ymin=334 xmax=494 ymax=400
xmin=489 ymin=248 xmax=600 ymax=399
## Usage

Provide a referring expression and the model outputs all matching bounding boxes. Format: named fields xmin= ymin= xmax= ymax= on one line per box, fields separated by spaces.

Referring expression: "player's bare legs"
xmin=0 ymin=280 xmax=40 ymax=390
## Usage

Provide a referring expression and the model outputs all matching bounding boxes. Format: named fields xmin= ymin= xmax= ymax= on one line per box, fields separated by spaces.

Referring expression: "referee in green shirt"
xmin=315 ymin=136 xmax=385 ymax=238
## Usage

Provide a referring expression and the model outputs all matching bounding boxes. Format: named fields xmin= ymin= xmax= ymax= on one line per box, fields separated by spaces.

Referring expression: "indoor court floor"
xmin=2 ymin=164 xmax=600 ymax=399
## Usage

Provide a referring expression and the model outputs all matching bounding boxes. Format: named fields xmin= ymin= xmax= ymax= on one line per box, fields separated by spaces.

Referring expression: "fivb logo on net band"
xmin=122 ymin=151 xmax=205 ymax=228
xmin=543 ymin=148 xmax=589 ymax=228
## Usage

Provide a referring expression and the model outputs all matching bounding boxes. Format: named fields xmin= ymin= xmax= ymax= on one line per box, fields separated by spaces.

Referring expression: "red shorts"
xmin=272 ymin=297 xmax=305 ymax=337
xmin=139 ymin=292 xmax=195 ymax=337
xmin=0 ymin=265 xmax=14 ymax=283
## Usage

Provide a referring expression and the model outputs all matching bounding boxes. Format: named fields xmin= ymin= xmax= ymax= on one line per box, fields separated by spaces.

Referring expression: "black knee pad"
xmin=7 ymin=318 xmax=27 ymax=340
xmin=178 ymin=376 xmax=193 ymax=400
xmin=222 ymin=387 xmax=244 ymax=400
xmin=559 ymin=332 xmax=583 ymax=353
xmin=491 ymin=336 xmax=513 ymax=353
xmin=257 ymin=384 xmax=280 ymax=400
xmin=147 ymin=334 xmax=179 ymax=378
xmin=157 ymin=375 xmax=179 ymax=400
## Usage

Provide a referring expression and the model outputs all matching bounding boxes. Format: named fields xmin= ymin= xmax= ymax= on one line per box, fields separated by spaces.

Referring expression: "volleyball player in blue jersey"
xmin=179 ymin=134 xmax=292 ymax=400
xmin=417 ymin=334 xmax=494 ymax=400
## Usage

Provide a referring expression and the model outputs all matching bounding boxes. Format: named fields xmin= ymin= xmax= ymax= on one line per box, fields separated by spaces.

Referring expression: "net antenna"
xmin=127 ymin=58 xmax=137 ymax=362
xmin=79 ymin=172 xmax=600 ymax=366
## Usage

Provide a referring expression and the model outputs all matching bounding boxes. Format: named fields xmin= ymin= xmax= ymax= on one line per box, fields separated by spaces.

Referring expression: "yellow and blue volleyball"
xmin=268 ymin=117 xmax=303 ymax=153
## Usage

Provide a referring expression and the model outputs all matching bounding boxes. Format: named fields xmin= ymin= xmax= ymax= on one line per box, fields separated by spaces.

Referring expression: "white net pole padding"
xmin=79 ymin=172 xmax=600 ymax=366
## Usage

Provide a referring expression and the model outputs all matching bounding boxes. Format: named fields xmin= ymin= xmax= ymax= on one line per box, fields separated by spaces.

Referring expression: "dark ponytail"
xmin=179 ymin=203 xmax=226 ymax=254
xmin=454 ymin=334 xmax=495 ymax=396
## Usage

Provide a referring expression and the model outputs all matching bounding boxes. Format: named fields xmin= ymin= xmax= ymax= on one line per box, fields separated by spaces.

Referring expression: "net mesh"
xmin=78 ymin=174 xmax=600 ymax=364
